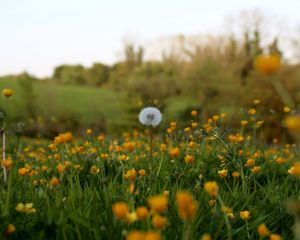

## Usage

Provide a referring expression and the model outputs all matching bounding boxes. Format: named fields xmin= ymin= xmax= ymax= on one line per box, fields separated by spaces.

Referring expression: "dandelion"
xmin=139 ymin=107 xmax=162 ymax=127
xmin=112 ymin=202 xmax=129 ymax=220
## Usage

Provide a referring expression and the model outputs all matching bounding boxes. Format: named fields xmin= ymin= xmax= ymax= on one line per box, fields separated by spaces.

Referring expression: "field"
xmin=0 ymin=84 xmax=300 ymax=240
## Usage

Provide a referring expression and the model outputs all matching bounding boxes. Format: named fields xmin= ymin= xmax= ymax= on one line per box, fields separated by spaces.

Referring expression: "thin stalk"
xmin=156 ymin=152 xmax=165 ymax=178
xmin=272 ymin=77 xmax=295 ymax=109
xmin=2 ymin=128 xmax=7 ymax=182
xmin=217 ymin=195 xmax=233 ymax=240
xmin=246 ymin=220 xmax=250 ymax=240
xmin=149 ymin=128 xmax=153 ymax=162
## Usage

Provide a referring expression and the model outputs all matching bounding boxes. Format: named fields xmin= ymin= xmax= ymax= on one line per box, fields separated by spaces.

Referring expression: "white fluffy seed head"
xmin=139 ymin=107 xmax=162 ymax=127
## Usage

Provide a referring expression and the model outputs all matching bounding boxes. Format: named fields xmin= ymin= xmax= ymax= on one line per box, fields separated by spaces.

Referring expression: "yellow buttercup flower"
xmin=176 ymin=191 xmax=198 ymax=221
xmin=255 ymin=54 xmax=281 ymax=75
xmin=240 ymin=210 xmax=251 ymax=220
xmin=112 ymin=202 xmax=129 ymax=220
xmin=151 ymin=214 xmax=167 ymax=229
xmin=285 ymin=115 xmax=300 ymax=134
xmin=257 ymin=223 xmax=270 ymax=237
xmin=2 ymin=88 xmax=13 ymax=97
xmin=148 ymin=195 xmax=168 ymax=214
xmin=204 ymin=181 xmax=219 ymax=197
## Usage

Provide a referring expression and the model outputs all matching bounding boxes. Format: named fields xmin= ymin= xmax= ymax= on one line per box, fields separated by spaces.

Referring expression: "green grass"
xmin=0 ymin=113 xmax=299 ymax=239
xmin=0 ymin=77 xmax=134 ymax=134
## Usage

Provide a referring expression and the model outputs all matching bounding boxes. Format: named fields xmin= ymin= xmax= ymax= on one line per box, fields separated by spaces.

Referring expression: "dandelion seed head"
xmin=139 ymin=107 xmax=162 ymax=127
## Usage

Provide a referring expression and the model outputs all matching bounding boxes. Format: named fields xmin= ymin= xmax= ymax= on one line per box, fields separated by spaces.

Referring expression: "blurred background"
xmin=0 ymin=0 xmax=300 ymax=139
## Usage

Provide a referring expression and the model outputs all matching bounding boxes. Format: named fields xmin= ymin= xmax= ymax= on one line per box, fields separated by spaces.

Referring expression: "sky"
xmin=1 ymin=0 xmax=300 ymax=77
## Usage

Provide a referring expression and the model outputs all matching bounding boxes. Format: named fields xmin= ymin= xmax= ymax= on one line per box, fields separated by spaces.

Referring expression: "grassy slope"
xmin=0 ymin=77 xmax=134 ymax=133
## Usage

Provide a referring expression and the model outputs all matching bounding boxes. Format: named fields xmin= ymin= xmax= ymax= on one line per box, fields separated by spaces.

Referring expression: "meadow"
xmin=1 ymin=31 xmax=300 ymax=239
xmin=0 ymin=81 xmax=300 ymax=239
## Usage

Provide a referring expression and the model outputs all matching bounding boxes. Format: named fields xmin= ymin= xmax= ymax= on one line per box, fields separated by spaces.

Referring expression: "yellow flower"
xmin=126 ymin=211 xmax=138 ymax=224
xmin=176 ymin=191 xmax=198 ymax=221
xmin=218 ymin=169 xmax=227 ymax=178
xmin=148 ymin=195 xmax=168 ymax=214
xmin=253 ymin=99 xmax=260 ymax=105
xmin=5 ymin=224 xmax=16 ymax=235
xmin=269 ymin=234 xmax=282 ymax=240
xmin=232 ymin=171 xmax=240 ymax=177
xmin=160 ymin=143 xmax=167 ymax=151
xmin=283 ymin=106 xmax=291 ymax=113
xmin=191 ymin=110 xmax=198 ymax=117
xmin=49 ymin=176 xmax=59 ymax=186
xmin=240 ymin=210 xmax=251 ymax=220
xmin=124 ymin=169 xmax=137 ymax=181
xmin=204 ymin=181 xmax=219 ymax=197
xmin=285 ymin=115 xmax=300 ymax=133
xmin=184 ymin=154 xmax=195 ymax=164
xmin=15 ymin=203 xmax=36 ymax=213
xmin=241 ymin=120 xmax=248 ymax=126
xmin=97 ymin=134 xmax=105 ymax=142
xmin=201 ymin=233 xmax=212 ymax=240
xmin=170 ymin=121 xmax=177 ymax=130
xmin=18 ymin=167 xmax=29 ymax=176
xmin=136 ymin=206 xmax=149 ymax=220
xmin=139 ymin=169 xmax=146 ymax=176
xmin=86 ymin=129 xmax=92 ymax=135
xmin=144 ymin=231 xmax=162 ymax=240
xmin=245 ymin=159 xmax=255 ymax=167
xmin=255 ymin=54 xmax=281 ymax=75
xmin=169 ymin=147 xmax=180 ymax=158
xmin=151 ymin=214 xmax=167 ymax=229
xmin=112 ymin=202 xmax=129 ymax=220
xmin=57 ymin=163 xmax=65 ymax=173
xmin=252 ymin=166 xmax=261 ymax=173
xmin=126 ymin=231 xmax=144 ymax=240
xmin=191 ymin=122 xmax=197 ymax=128
xmin=2 ymin=88 xmax=13 ymax=97
xmin=257 ymin=223 xmax=270 ymax=237
xmin=248 ymin=108 xmax=256 ymax=115
xmin=90 ymin=165 xmax=100 ymax=174
xmin=288 ymin=162 xmax=300 ymax=176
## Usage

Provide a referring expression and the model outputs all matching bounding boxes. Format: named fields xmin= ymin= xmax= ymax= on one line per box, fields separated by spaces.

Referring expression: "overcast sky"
xmin=1 ymin=0 xmax=300 ymax=77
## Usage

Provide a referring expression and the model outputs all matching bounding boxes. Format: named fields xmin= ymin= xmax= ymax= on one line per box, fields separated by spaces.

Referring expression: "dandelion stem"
xmin=150 ymin=128 xmax=153 ymax=162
